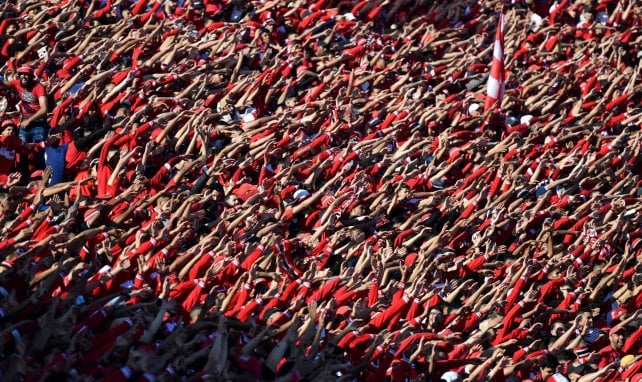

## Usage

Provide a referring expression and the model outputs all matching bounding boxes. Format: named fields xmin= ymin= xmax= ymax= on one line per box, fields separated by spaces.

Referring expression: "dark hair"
xmin=556 ymin=349 xmax=576 ymax=363
xmin=541 ymin=353 xmax=559 ymax=370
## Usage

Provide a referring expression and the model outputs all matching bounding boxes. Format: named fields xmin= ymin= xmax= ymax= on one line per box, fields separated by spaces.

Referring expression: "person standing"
xmin=1 ymin=66 xmax=49 ymax=180
xmin=1 ymin=66 xmax=49 ymax=143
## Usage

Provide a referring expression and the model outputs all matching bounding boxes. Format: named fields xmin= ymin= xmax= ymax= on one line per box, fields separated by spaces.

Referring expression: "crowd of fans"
xmin=1 ymin=0 xmax=642 ymax=381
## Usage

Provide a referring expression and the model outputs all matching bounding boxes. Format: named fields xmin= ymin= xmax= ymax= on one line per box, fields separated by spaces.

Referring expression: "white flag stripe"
xmin=493 ymin=40 xmax=503 ymax=61
xmin=487 ymin=77 xmax=500 ymax=99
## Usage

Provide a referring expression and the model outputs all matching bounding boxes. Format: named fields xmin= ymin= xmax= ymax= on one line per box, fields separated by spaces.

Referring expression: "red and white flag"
xmin=485 ymin=13 xmax=505 ymax=111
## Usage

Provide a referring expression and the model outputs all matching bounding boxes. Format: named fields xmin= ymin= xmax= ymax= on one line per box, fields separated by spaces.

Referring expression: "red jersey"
xmin=0 ymin=134 xmax=26 ymax=183
xmin=8 ymin=80 xmax=46 ymax=120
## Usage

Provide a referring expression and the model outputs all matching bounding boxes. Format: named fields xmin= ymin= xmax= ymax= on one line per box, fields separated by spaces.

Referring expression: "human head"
xmin=16 ymin=66 xmax=34 ymax=87
xmin=428 ymin=308 xmax=444 ymax=327
xmin=5 ymin=22 xmax=17 ymax=35
xmin=539 ymin=354 xmax=560 ymax=379
xmin=1 ymin=119 xmax=17 ymax=137
xmin=609 ymin=327 xmax=625 ymax=350
xmin=348 ymin=228 xmax=365 ymax=243
xmin=349 ymin=203 xmax=367 ymax=218
xmin=225 ymin=194 xmax=240 ymax=207
xmin=550 ymin=321 xmax=566 ymax=338
xmin=567 ymin=360 xmax=587 ymax=382
xmin=131 ymin=174 xmax=149 ymax=193
xmin=0 ymin=194 xmax=16 ymax=217
xmin=398 ymin=184 xmax=411 ymax=199
xmin=577 ymin=310 xmax=593 ymax=332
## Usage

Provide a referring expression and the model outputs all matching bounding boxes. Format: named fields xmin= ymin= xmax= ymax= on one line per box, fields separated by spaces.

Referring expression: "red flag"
xmin=485 ymin=13 xmax=505 ymax=111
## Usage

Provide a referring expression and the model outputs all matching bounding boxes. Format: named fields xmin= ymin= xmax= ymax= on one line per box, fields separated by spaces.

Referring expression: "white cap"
xmin=441 ymin=371 xmax=459 ymax=382
xmin=551 ymin=373 xmax=570 ymax=382
xmin=520 ymin=115 xmax=533 ymax=126
xmin=293 ymin=189 xmax=310 ymax=201
xmin=530 ymin=13 xmax=543 ymax=31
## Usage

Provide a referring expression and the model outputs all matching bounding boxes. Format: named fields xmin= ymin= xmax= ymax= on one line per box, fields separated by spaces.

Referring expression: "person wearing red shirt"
xmin=597 ymin=326 xmax=632 ymax=369
xmin=0 ymin=119 xmax=24 ymax=184
xmin=0 ymin=119 xmax=47 ymax=185
xmin=1 ymin=67 xmax=49 ymax=143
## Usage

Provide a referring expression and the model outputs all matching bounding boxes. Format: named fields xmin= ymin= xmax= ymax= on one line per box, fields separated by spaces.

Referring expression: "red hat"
xmin=336 ymin=306 xmax=352 ymax=317
xmin=609 ymin=326 xmax=626 ymax=337
xmin=16 ymin=66 xmax=34 ymax=75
